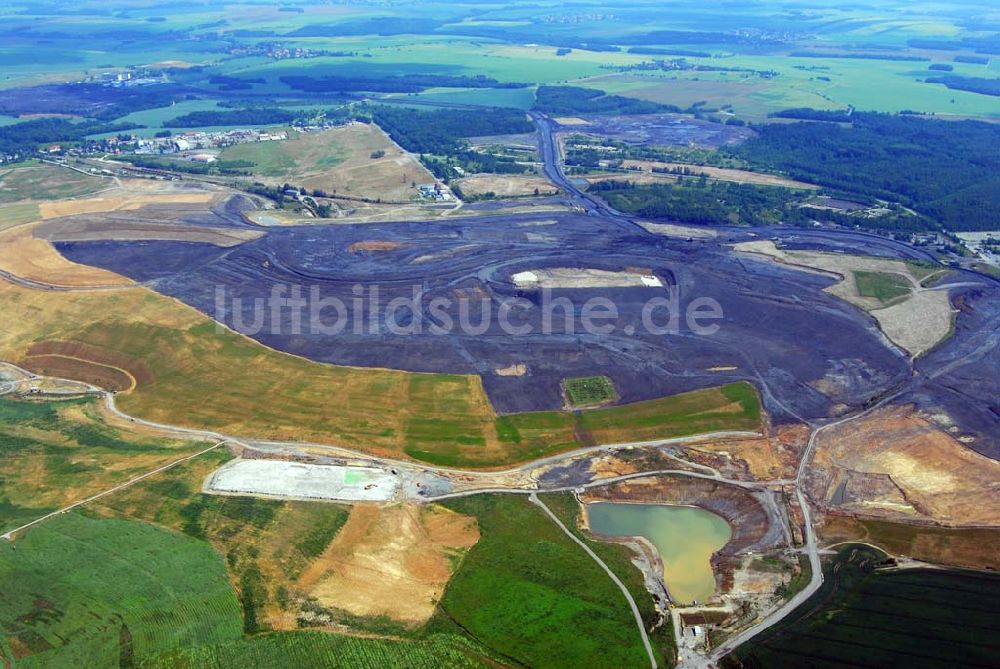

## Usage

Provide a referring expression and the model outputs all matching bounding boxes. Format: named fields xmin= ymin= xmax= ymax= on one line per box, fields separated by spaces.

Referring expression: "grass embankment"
xmin=724 ymin=544 xmax=1000 ymax=668
xmin=143 ymin=631 xmax=498 ymax=669
xmin=431 ymin=494 xmax=659 ymax=668
xmin=1 ymin=280 xmax=761 ymax=467
xmin=90 ymin=452 xmax=352 ymax=635
xmin=540 ymin=493 xmax=676 ymax=664
xmin=853 ymin=270 xmax=912 ymax=304
xmin=449 ymin=381 xmax=762 ymax=467
xmin=0 ymin=396 xmax=211 ymax=533
xmin=0 ymin=281 xmax=505 ymax=461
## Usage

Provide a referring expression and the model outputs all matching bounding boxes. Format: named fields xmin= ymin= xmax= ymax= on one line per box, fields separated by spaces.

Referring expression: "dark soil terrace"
xmin=57 ymin=211 xmax=913 ymax=423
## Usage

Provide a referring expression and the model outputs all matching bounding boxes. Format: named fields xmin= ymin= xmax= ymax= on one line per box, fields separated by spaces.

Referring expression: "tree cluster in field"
xmin=0 ymin=118 xmax=140 ymax=155
xmin=370 ymin=106 xmax=535 ymax=179
xmin=123 ymin=155 xmax=256 ymax=176
xmin=163 ymin=108 xmax=296 ymax=128
xmin=280 ymin=74 xmax=527 ymax=94
xmin=533 ymin=86 xmax=673 ymax=115
xmin=589 ymin=178 xmax=797 ymax=226
xmin=925 ymin=75 xmax=1000 ymax=97
xmin=768 ymin=108 xmax=854 ymax=122
xmin=588 ymin=178 xmax=932 ymax=232
xmin=725 ymin=111 xmax=1000 ymax=231
xmin=422 ymin=150 xmax=530 ymax=182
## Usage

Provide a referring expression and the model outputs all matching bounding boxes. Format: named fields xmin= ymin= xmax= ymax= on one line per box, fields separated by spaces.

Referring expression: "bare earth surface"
xmin=297 ymin=503 xmax=479 ymax=626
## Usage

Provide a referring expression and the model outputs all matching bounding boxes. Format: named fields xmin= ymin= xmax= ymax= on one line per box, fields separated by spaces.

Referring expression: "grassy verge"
xmin=540 ymin=493 xmax=676 ymax=666
xmin=429 ymin=494 xmax=658 ymax=668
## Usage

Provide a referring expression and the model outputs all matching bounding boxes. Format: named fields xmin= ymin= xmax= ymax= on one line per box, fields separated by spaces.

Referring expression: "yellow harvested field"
xmin=734 ymin=240 xmax=952 ymax=356
xmin=37 ymin=190 xmax=217 ymax=219
xmin=0 ymin=280 xmax=507 ymax=459
xmin=297 ymin=504 xmax=479 ymax=626
xmin=453 ymin=174 xmax=558 ymax=198
xmin=554 ymin=117 xmax=591 ymax=126
xmin=0 ymin=223 xmax=134 ymax=288
xmin=812 ymin=406 xmax=1000 ymax=525
xmin=619 ymin=160 xmax=818 ymax=189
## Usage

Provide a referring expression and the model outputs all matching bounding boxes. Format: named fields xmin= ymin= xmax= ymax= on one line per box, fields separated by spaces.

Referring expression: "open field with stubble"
xmin=221 ymin=123 xmax=435 ymax=201
xmin=0 ymin=162 xmax=107 ymax=204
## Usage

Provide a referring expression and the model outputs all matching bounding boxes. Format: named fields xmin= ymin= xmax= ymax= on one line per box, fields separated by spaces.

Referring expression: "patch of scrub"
xmin=205 ymin=460 xmax=399 ymax=502
xmin=587 ymin=502 xmax=732 ymax=604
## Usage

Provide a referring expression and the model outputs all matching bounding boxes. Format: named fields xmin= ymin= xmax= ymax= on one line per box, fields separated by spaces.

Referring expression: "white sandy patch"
xmin=206 ymin=460 xmax=398 ymax=502
xmin=512 ymin=267 xmax=664 ymax=289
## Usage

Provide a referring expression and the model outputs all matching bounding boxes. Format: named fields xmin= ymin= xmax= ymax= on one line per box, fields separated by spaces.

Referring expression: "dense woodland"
xmin=163 ymin=108 xmax=296 ymax=128
xmin=0 ymin=118 xmax=138 ymax=155
xmin=588 ymin=178 xmax=931 ymax=232
xmin=589 ymin=178 xmax=797 ymax=226
xmin=725 ymin=112 xmax=1000 ymax=231
xmin=280 ymin=74 xmax=526 ymax=93
xmin=533 ymin=86 xmax=672 ymax=115
xmin=371 ymin=106 xmax=533 ymax=154
xmin=925 ymin=75 xmax=1000 ymax=96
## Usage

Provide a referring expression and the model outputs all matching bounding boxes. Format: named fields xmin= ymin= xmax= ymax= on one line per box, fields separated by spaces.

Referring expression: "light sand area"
xmin=205 ymin=460 xmax=400 ymax=502
xmin=37 ymin=188 xmax=218 ymax=219
xmin=734 ymin=240 xmax=952 ymax=356
xmin=453 ymin=173 xmax=558 ymax=198
xmin=296 ymin=504 xmax=479 ymax=626
xmin=0 ymin=223 xmax=134 ymax=288
xmin=554 ymin=117 xmax=592 ymax=126
xmin=512 ymin=267 xmax=664 ymax=289
xmin=639 ymin=221 xmax=717 ymax=239
xmin=619 ymin=160 xmax=818 ymax=189
xmin=812 ymin=405 xmax=1000 ymax=526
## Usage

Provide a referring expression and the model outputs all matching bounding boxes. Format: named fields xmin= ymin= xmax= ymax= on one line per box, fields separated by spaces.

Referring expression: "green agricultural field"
xmin=0 ymin=513 xmax=243 ymax=667
xmin=0 ymin=202 xmax=39 ymax=230
xmin=0 ymin=162 xmax=106 ymax=204
xmin=432 ymin=494 xmax=657 ymax=668
xmin=854 ymin=270 xmax=912 ymax=304
xmin=564 ymin=375 xmax=617 ymax=407
xmin=577 ymin=381 xmax=761 ymax=444
xmin=412 ymin=381 xmax=762 ymax=467
xmin=143 ymin=631 xmax=500 ymax=669
xmin=724 ymin=544 xmax=1000 ymax=669
xmin=0 ymin=396 xmax=212 ymax=534
xmin=217 ymin=131 xmax=301 ymax=177
xmin=90 ymin=451 xmax=352 ymax=634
